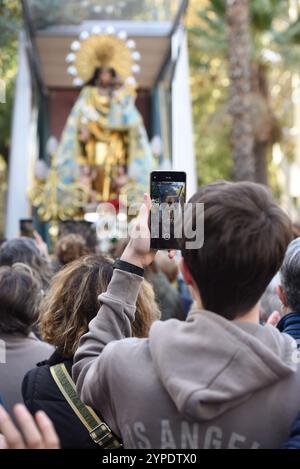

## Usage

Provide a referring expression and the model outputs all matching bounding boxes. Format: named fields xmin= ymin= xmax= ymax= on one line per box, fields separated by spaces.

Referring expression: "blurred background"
xmin=1 ymin=0 xmax=300 ymax=240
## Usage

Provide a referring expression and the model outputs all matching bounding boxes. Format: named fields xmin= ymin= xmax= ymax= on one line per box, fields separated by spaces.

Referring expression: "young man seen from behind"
xmin=73 ymin=181 xmax=300 ymax=449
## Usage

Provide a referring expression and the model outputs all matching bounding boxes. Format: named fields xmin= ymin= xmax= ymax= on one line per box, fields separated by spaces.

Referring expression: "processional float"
xmin=6 ymin=0 xmax=196 ymax=242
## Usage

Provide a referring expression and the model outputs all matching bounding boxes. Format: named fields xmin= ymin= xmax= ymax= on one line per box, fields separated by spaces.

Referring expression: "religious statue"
xmin=56 ymin=33 xmax=153 ymax=206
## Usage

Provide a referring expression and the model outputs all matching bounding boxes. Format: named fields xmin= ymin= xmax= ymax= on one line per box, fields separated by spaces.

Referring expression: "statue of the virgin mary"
xmin=56 ymin=33 xmax=153 ymax=206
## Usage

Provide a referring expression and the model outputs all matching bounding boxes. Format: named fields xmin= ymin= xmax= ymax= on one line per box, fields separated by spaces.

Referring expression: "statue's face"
xmin=97 ymin=68 xmax=113 ymax=88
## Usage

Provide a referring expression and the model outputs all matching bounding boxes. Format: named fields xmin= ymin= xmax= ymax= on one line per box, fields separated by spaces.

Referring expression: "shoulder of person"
xmin=31 ymin=342 xmax=55 ymax=361
xmin=22 ymin=360 xmax=69 ymax=404
xmin=22 ymin=361 xmax=51 ymax=394
xmin=28 ymin=334 xmax=54 ymax=352
xmin=100 ymin=337 xmax=149 ymax=371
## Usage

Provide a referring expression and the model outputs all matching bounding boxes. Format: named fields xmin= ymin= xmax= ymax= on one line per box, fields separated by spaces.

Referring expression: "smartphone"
xmin=20 ymin=219 xmax=35 ymax=238
xmin=150 ymin=171 xmax=186 ymax=250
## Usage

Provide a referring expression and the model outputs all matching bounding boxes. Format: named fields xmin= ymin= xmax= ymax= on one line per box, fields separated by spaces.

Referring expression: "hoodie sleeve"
xmin=72 ymin=269 xmax=143 ymax=433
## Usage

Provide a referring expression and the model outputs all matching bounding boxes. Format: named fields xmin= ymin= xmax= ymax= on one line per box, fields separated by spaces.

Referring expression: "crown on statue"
xmin=65 ymin=26 xmax=141 ymax=87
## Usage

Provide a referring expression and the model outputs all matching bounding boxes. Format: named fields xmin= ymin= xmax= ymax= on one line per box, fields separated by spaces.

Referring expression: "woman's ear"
xmin=179 ymin=258 xmax=193 ymax=286
xmin=179 ymin=258 xmax=203 ymax=307
xmin=276 ymin=284 xmax=287 ymax=307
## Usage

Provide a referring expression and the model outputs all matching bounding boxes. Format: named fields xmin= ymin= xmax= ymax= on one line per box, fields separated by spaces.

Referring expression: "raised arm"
xmin=72 ymin=195 xmax=156 ymax=431
xmin=72 ymin=267 xmax=143 ymax=392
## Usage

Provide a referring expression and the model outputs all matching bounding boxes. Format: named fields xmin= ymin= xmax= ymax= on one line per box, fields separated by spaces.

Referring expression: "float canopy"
xmin=22 ymin=0 xmax=188 ymax=90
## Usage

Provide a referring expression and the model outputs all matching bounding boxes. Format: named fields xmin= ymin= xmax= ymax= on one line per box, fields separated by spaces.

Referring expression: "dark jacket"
xmin=149 ymin=272 xmax=185 ymax=321
xmin=22 ymin=350 xmax=98 ymax=449
xmin=277 ymin=313 xmax=300 ymax=348
xmin=282 ymin=412 xmax=300 ymax=448
xmin=277 ymin=313 xmax=300 ymax=448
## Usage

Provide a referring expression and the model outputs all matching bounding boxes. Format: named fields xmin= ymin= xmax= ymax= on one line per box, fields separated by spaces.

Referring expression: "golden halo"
xmin=73 ymin=35 xmax=134 ymax=84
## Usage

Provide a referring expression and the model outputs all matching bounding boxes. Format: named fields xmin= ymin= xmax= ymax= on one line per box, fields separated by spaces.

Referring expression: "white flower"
xmin=71 ymin=41 xmax=81 ymax=51
xmin=67 ymin=66 xmax=77 ymax=76
xmin=132 ymin=51 xmax=141 ymax=61
xmin=106 ymin=25 xmax=115 ymax=35
xmin=46 ymin=136 xmax=58 ymax=156
xmin=79 ymin=31 xmax=90 ymax=41
xmin=132 ymin=64 xmax=140 ymax=74
xmin=73 ymin=77 xmax=84 ymax=87
xmin=118 ymin=30 xmax=127 ymax=40
xmin=126 ymin=39 xmax=136 ymax=49
xmin=126 ymin=76 xmax=136 ymax=86
xmin=92 ymin=25 xmax=102 ymax=35
xmin=65 ymin=53 xmax=76 ymax=63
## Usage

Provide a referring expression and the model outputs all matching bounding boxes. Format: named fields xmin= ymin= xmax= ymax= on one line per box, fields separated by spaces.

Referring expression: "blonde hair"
xmin=40 ymin=255 xmax=160 ymax=357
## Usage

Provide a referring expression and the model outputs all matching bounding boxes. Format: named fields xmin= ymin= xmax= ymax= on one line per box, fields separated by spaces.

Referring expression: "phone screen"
xmin=150 ymin=171 xmax=186 ymax=250
xmin=20 ymin=219 xmax=35 ymax=238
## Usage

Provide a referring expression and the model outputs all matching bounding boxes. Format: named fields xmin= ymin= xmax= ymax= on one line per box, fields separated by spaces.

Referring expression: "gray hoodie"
xmin=0 ymin=332 xmax=54 ymax=414
xmin=73 ymin=269 xmax=300 ymax=449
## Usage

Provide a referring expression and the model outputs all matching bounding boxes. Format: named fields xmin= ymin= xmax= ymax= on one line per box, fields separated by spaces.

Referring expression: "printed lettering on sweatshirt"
xmin=123 ymin=421 xmax=260 ymax=449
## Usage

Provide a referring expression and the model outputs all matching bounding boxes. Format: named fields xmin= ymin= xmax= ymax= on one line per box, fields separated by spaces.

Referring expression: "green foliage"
xmin=207 ymin=0 xmax=225 ymax=16
xmin=188 ymin=0 xmax=300 ymax=188
xmin=275 ymin=17 xmax=300 ymax=45
xmin=188 ymin=1 xmax=231 ymax=185
xmin=188 ymin=42 xmax=232 ymax=185
xmin=250 ymin=0 xmax=283 ymax=32
xmin=27 ymin=0 xmax=170 ymax=29
xmin=0 ymin=0 xmax=21 ymax=161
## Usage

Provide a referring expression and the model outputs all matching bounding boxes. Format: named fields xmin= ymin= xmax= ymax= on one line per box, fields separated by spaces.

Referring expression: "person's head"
xmin=55 ymin=234 xmax=90 ymax=266
xmin=0 ymin=264 xmax=42 ymax=336
xmin=277 ymin=237 xmax=300 ymax=313
xmin=87 ymin=67 xmax=117 ymax=88
xmin=40 ymin=255 xmax=160 ymax=357
xmin=155 ymin=251 xmax=179 ymax=284
xmin=58 ymin=221 xmax=97 ymax=253
xmin=180 ymin=181 xmax=292 ymax=320
xmin=0 ymin=237 xmax=52 ymax=290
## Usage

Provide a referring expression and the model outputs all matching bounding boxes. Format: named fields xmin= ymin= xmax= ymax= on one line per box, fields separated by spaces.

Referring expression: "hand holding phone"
xmin=121 ymin=192 xmax=178 ymax=269
xmin=19 ymin=219 xmax=35 ymax=238
xmin=121 ymin=193 xmax=156 ymax=269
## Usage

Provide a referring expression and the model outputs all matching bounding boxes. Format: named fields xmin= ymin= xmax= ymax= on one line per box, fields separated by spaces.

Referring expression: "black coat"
xmin=277 ymin=312 xmax=300 ymax=348
xmin=22 ymin=350 xmax=98 ymax=449
xmin=282 ymin=411 xmax=300 ymax=448
xmin=277 ymin=313 xmax=300 ymax=448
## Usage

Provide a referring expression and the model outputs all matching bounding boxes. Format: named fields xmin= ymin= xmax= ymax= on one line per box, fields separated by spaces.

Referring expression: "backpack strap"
xmin=50 ymin=363 xmax=122 ymax=449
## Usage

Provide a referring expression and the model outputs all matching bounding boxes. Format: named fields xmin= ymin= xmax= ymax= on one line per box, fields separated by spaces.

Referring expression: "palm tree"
xmin=225 ymin=0 xmax=254 ymax=181
xmin=189 ymin=0 xmax=295 ymax=185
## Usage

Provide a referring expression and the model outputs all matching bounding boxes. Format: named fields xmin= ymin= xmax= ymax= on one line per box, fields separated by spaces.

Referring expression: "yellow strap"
xmin=50 ymin=363 xmax=101 ymax=432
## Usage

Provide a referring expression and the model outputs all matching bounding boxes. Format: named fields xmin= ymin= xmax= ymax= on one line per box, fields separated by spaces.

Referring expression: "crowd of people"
xmin=1 ymin=181 xmax=300 ymax=449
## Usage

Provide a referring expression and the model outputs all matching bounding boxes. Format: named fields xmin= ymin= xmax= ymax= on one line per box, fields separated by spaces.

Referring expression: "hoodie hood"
xmin=149 ymin=308 xmax=297 ymax=421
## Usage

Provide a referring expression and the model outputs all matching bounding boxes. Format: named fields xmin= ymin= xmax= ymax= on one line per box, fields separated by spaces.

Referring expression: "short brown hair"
xmin=55 ymin=234 xmax=90 ymax=266
xmin=40 ymin=255 xmax=160 ymax=357
xmin=181 ymin=181 xmax=292 ymax=319
xmin=0 ymin=264 xmax=41 ymax=335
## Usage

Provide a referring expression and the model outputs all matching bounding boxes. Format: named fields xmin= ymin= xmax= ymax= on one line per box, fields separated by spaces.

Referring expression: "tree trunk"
xmin=253 ymin=141 xmax=268 ymax=185
xmin=250 ymin=63 xmax=281 ymax=186
xmin=226 ymin=0 xmax=255 ymax=181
